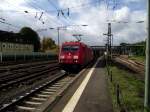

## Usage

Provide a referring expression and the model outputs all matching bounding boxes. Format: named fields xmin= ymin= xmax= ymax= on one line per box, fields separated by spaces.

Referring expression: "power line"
xmin=0 ymin=0 xmax=104 ymax=33
xmin=43 ymin=0 xmax=92 ymax=37
xmin=47 ymin=0 xmax=58 ymax=10
xmin=25 ymin=0 xmax=63 ymax=24
xmin=0 ymin=20 xmax=21 ymax=29
xmin=64 ymin=0 xmax=100 ymax=10
xmin=0 ymin=0 xmax=101 ymax=13
xmin=0 ymin=1 xmax=61 ymax=32
xmin=22 ymin=0 xmax=62 ymax=27
xmin=23 ymin=0 xmax=42 ymax=10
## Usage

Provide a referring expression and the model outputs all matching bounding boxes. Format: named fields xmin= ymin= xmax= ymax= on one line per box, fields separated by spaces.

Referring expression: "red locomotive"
xmin=59 ymin=41 xmax=93 ymax=71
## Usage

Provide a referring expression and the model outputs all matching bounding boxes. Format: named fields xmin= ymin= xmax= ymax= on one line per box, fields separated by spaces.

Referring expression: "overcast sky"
xmin=0 ymin=0 xmax=147 ymax=46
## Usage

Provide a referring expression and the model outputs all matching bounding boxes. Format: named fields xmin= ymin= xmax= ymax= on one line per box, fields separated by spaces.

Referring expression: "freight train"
xmin=59 ymin=41 xmax=93 ymax=71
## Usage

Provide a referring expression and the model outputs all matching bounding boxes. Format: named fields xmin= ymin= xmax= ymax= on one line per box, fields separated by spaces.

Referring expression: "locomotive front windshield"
xmin=62 ymin=45 xmax=79 ymax=52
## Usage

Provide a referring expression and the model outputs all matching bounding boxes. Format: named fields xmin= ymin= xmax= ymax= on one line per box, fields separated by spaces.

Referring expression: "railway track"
xmin=0 ymin=60 xmax=57 ymax=73
xmin=0 ymin=67 xmax=87 ymax=112
xmin=0 ymin=58 xmax=95 ymax=112
xmin=0 ymin=71 xmax=67 ymax=112
xmin=0 ymin=60 xmax=60 ymax=109
xmin=113 ymin=56 xmax=145 ymax=78
xmin=0 ymin=62 xmax=59 ymax=90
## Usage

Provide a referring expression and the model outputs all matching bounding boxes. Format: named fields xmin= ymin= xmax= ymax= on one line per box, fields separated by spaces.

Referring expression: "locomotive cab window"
xmin=71 ymin=46 xmax=79 ymax=52
xmin=62 ymin=45 xmax=79 ymax=52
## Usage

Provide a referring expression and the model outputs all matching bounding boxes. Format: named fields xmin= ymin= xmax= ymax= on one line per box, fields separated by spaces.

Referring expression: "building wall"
xmin=0 ymin=42 xmax=34 ymax=53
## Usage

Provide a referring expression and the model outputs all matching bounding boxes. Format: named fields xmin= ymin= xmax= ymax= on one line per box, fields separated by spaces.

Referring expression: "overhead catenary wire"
xmin=0 ymin=0 xmax=109 ymax=34
xmin=0 ymin=0 xmax=101 ymax=14
xmin=47 ymin=0 xmax=58 ymax=10
xmin=1 ymin=0 xmax=68 ymax=32
xmin=0 ymin=20 xmax=21 ymax=29
xmin=0 ymin=0 xmax=103 ymax=29
xmin=0 ymin=0 xmax=47 ymax=30
xmin=1 ymin=0 xmax=114 ymax=25
xmin=27 ymin=0 xmax=64 ymax=25
xmin=38 ymin=0 xmax=72 ymax=27
xmin=21 ymin=0 xmax=64 ymax=30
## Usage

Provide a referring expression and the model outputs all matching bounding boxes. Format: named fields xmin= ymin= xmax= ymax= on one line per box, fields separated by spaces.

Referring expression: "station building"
xmin=0 ymin=30 xmax=34 ymax=53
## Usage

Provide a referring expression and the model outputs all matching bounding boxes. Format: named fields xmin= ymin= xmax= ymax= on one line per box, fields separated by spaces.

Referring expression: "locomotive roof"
xmin=62 ymin=41 xmax=86 ymax=46
xmin=62 ymin=41 xmax=93 ymax=49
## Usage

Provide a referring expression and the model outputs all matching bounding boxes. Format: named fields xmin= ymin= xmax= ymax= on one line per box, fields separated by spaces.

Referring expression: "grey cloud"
xmin=0 ymin=0 xmax=147 ymax=46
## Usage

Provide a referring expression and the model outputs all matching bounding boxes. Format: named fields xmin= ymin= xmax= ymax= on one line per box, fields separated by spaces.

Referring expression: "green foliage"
xmin=134 ymin=41 xmax=146 ymax=45
xmin=129 ymin=56 xmax=145 ymax=63
xmin=108 ymin=66 xmax=144 ymax=112
xmin=132 ymin=41 xmax=146 ymax=56
xmin=41 ymin=37 xmax=57 ymax=51
xmin=120 ymin=41 xmax=146 ymax=56
xmin=120 ymin=43 xmax=128 ymax=46
xmin=19 ymin=27 xmax=41 ymax=52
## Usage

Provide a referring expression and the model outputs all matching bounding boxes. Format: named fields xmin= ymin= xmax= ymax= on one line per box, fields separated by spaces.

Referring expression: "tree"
xmin=19 ymin=27 xmax=41 ymax=52
xmin=120 ymin=43 xmax=128 ymax=46
xmin=41 ymin=37 xmax=57 ymax=51
xmin=120 ymin=41 xmax=146 ymax=56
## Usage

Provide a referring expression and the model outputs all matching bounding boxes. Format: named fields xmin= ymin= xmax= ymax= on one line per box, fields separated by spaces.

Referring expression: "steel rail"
xmin=0 ymin=65 xmax=60 ymax=90
xmin=0 ymin=72 xmax=66 ymax=112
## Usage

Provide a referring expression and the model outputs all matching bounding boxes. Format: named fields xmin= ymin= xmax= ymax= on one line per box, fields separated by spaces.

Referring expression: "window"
xmin=62 ymin=45 xmax=79 ymax=52
xmin=71 ymin=46 xmax=79 ymax=52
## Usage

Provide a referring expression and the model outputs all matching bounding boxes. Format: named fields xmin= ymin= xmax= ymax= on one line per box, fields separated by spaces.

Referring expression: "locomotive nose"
xmin=67 ymin=52 xmax=73 ymax=59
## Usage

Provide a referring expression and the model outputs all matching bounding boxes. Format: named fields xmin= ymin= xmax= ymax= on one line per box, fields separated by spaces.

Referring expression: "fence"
xmin=0 ymin=52 xmax=57 ymax=62
xmin=105 ymin=57 xmax=129 ymax=112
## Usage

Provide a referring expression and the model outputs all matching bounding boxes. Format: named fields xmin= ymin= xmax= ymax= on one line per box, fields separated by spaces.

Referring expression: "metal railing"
xmin=0 ymin=52 xmax=57 ymax=62
xmin=105 ymin=55 xmax=129 ymax=112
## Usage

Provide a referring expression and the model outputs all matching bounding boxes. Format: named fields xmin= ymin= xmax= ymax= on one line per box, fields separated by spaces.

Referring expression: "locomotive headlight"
xmin=60 ymin=55 xmax=65 ymax=59
xmin=73 ymin=56 xmax=78 ymax=59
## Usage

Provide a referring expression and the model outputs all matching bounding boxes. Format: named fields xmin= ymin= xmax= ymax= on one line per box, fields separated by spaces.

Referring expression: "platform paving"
xmin=51 ymin=58 xmax=113 ymax=112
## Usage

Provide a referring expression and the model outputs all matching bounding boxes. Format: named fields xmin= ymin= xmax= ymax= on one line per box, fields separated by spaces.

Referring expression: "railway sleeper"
xmin=26 ymin=101 xmax=42 ymax=105
xmin=0 ymin=72 xmax=68 ymax=112
xmin=31 ymin=97 xmax=47 ymax=102
xmin=17 ymin=105 xmax=36 ymax=111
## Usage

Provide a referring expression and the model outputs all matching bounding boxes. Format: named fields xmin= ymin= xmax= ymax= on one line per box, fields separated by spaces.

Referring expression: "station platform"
xmin=51 ymin=58 xmax=113 ymax=112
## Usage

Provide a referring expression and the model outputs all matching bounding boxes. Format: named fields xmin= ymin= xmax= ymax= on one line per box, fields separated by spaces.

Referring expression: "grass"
xmin=107 ymin=65 xmax=144 ymax=112
xmin=128 ymin=55 xmax=145 ymax=63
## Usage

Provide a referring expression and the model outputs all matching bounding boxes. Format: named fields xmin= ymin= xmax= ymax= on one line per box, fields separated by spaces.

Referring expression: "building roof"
xmin=0 ymin=30 xmax=33 ymax=44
